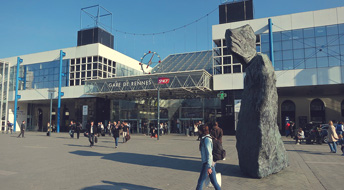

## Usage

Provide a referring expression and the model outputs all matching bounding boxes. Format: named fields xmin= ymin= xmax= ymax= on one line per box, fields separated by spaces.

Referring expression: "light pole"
xmin=157 ymin=85 xmax=160 ymax=140
xmin=48 ymin=89 xmax=56 ymax=136
xmin=57 ymin=50 xmax=66 ymax=133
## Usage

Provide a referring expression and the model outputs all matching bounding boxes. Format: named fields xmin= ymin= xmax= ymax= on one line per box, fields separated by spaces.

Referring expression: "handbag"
xmin=204 ymin=172 xmax=221 ymax=188
xmin=126 ymin=134 xmax=131 ymax=141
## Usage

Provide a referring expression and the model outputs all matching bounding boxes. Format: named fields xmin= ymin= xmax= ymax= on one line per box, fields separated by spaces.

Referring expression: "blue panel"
xmin=304 ymin=28 xmax=315 ymax=38
xmin=315 ymin=26 xmax=326 ymax=37
xmin=327 ymin=25 xmax=338 ymax=36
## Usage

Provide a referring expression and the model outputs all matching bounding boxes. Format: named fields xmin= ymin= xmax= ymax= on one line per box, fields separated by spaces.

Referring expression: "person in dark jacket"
xmin=76 ymin=122 xmax=82 ymax=139
xmin=112 ymin=121 xmax=120 ymax=148
xmin=211 ymin=122 xmax=223 ymax=144
xmin=17 ymin=121 xmax=26 ymax=138
xmin=87 ymin=121 xmax=97 ymax=147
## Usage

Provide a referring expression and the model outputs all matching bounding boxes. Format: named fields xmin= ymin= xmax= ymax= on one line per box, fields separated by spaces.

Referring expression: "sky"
xmin=0 ymin=0 xmax=344 ymax=61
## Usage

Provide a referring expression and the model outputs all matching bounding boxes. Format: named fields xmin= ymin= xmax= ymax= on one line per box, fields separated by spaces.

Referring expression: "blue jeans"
xmin=196 ymin=163 xmax=221 ymax=190
xmin=89 ymin=134 xmax=94 ymax=146
xmin=328 ymin=142 xmax=337 ymax=153
xmin=115 ymin=137 xmax=119 ymax=147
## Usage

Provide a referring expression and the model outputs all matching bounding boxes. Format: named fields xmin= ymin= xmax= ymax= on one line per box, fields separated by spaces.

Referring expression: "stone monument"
xmin=225 ymin=25 xmax=288 ymax=178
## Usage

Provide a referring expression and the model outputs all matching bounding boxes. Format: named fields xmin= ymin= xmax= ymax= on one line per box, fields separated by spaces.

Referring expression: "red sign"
xmin=158 ymin=77 xmax=170 ymax=84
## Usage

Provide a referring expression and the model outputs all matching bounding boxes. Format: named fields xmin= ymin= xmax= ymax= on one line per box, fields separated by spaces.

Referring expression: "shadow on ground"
xmin=70 ymin=151 xmax=246 ymax=178
xmin=81 ymin=180 xmax=161 ymax=190
xmin=287 ymin=149 xmax=328 ymax=155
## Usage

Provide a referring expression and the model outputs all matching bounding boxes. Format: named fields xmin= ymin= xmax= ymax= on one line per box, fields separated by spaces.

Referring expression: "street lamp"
xmin=48 ymin=89 xmax=56 ymax=136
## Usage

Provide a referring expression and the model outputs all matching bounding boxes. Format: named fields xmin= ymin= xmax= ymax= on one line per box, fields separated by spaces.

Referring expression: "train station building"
xmin=1 ymin=2 xmax=344 ymax=134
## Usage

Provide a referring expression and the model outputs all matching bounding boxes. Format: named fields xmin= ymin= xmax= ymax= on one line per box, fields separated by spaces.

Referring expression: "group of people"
xmin=67 ymin=121 xmax=83 ymax=139
xmin=85 ymin=121 xmax=130 ymax=148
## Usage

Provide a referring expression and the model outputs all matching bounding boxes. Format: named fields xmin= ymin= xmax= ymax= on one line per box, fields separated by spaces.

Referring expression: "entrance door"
xmin=38 ymin=109 xmax=43 ymax=132
xmin=281 ymin=100 xmax=296 ymax=134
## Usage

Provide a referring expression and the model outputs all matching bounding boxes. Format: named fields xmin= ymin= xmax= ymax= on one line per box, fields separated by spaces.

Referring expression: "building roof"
xmin=152 ymin=50 xmax=213 ymax=74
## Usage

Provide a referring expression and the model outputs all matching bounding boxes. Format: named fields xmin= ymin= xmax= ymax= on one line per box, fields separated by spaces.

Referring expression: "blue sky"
xmin=0 ymin=0 xmax=343 ymax=61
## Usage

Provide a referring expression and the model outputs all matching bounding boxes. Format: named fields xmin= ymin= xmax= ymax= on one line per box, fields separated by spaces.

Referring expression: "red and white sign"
xmin=158 ymin=77 xmax=170 ymax=84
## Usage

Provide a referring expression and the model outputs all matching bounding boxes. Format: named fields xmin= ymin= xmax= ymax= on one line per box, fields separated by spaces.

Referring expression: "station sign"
xmin=158 ymin=77 xmax=170 ymax=84
xmin=83 ymin=105 xmax=88 ymax=116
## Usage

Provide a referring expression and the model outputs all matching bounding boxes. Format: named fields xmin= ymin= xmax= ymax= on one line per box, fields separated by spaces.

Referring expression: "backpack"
xmin=203 ymin=136 xmax=226 ymax=162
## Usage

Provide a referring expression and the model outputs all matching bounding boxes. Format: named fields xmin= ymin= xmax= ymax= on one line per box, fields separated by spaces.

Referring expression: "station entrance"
xmin=84 ymin=70 xmax=221 ymax=134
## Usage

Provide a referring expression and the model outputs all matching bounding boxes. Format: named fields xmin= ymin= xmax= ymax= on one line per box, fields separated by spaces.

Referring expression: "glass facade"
xmin=69 ymin=56 xmax=141 ymax=86
xmin=261 ymin=23 xmax=344 ymax=71
xmin=23 ymin=60 xmax=69 ymax=89
xmin=116 ymin=63 xmax=142 ymax=77
xmin=214 ymin=23 xmax=344 ymax=74
xmin=213 ymin=35 xmax=261 ymax=75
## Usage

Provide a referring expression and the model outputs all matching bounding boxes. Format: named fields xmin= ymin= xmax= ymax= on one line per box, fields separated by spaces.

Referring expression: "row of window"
xmin=213 ymin=24 xmax=344 ymax=74
xmin=71 ymin=56 xmax=116 ymax=67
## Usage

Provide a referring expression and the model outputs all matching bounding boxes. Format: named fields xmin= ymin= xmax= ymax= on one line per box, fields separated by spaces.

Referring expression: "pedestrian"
xmin=211 ymin=122 xmax=223 ymax=144
xmin=123 ymin=122 xmax=129 ymax=143
xmin=7 ymin=121 xmax=13 ymax=134
xmin=336 ymin=121 xmax=343 ymax=136
xmin=112 ymin=121 xmax=120 ymax=148
xmin=327 ymin=120 xmax=339 ymax=153
xmin=1 ymin=123 xmax=5 ymax=134
xmin=194 ymin=122 xmax=199 ymax=137
xmin=97 ymin=122 xmax=101 ymax=137
xmin=337 ymin=134 xmax=344 ymax=156
xmin=52 ymin=123 xmax=56 ymax=133
xmin=296 ymin=128 xmax=304 ymax=145
xmin=108 ymin=122 xmax=112 ymax=136
xmin=47 ymin=122 xmax=51 ymax=136
xmin=68 ymin=121 xmax=75 ymax=138
xmin=196 ymin=124 xmax=221 ymax=190
xmin=76 ymin=122 xmax=82 ymax=139
xmin=17 ymin=121 xmax=26 ymax=138
xmin=196 ymin=121 xmax=202 ymax=141
xmin=87 ymin=121 xmax=97 ymax=147
xmin=285 ymin=122 xmax=290 ymax=137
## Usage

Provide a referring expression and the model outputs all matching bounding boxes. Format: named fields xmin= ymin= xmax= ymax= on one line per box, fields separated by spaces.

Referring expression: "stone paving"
xmin=0 ymin=132 xmax=343 ymax=190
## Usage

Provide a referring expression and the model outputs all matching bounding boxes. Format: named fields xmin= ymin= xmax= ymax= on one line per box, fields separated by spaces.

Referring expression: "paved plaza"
xmin=0 ymin=132 xmax=343 ymax=190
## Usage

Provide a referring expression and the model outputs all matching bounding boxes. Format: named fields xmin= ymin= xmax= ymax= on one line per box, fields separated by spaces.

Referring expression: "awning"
xmin=84 ymin=70 xmax=214 ymax=99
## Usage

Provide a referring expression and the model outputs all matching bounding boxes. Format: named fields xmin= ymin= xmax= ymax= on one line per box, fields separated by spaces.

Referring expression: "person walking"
xmin=47 ymin=122 xmax=51 ymax=136
xmin=211 ymin=122 xmax=223 ymax=144
xmin=76 ymin=122 xmax=82 ymax=139
xmin=336 ymin=121 xmax=343 ymax=136
xmin=87 ymin=121 xmax=97 ymax=147
xmin=7 ymin=121 xmax=13 ymax=134
xmin=17 ymin=121 xmax=26 ymax=138
xmin=68 ymin=121 xmax=75 ymax=138
xmin=196 ymin=124 xmax=221 ymax=190
xmin=327 ymin=120 xmax=339 ymax=153
xmin=123 ymin=122 xmax=129 ymax=143
xmin=112 ymin=121 xmax=120 ymax=148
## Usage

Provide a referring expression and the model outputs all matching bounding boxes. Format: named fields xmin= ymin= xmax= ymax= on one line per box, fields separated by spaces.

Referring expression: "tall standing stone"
xmin=225 ymin=25 xmax=288 ymax=178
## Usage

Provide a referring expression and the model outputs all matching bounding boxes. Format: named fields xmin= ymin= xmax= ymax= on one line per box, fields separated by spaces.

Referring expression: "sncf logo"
xmin=158 ymin=78 xmax=170 ymax=84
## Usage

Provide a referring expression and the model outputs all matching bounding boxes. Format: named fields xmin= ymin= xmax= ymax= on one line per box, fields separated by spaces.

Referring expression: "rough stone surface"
xmin=226 ymin=25 xmax=289 ymax=178
xmin=225 ymin=24 xmax=257 ymax=64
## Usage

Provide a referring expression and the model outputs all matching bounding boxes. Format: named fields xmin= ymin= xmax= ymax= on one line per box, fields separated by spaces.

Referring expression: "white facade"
xmin=212 ymin=6 xmax=344 ymax=91
xmin=212 ymin=6 xmax=344 ymax=128
xmin=1 ymin=43 xmax=143 ymax=131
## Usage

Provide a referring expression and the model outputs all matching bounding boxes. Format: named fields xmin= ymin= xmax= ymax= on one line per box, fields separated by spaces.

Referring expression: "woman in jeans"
xmin=196 ymin=124 xmax=221 ymax=190
xmin=327 ymin=120 xmax=339 ymax=153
